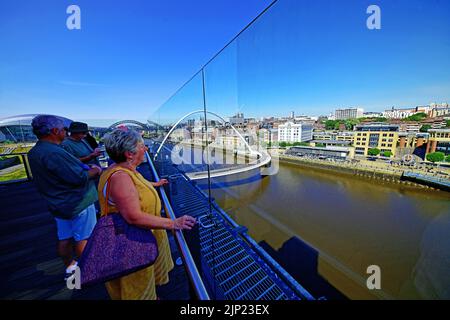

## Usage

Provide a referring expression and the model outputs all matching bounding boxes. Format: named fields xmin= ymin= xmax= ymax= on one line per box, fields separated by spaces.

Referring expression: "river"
xmin=205 ymin=160 xmax=450 ymax=300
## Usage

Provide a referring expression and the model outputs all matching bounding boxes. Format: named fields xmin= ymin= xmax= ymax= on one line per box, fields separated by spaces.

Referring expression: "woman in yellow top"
xmin=99 ymin=129 xmax=196 ymax=300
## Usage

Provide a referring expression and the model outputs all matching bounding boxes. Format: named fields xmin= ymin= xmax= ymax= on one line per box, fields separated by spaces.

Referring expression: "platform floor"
xmin=0 ymin=172 xmax=191 ymax=300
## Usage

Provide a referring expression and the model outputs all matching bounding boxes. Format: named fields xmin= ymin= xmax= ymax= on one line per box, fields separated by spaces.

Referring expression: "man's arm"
xmin=46 ymin=151 xmax=97 ymax=186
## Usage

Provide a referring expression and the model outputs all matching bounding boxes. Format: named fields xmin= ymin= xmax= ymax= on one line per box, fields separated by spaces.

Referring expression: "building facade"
xmin=313 ymin=131 xmax=355 ymax=142
xmin=353 ymin=124 xmax=400 ymax=157
xmin=278 ymin=122 xmax=313 ymax=143
xmin=335 ymin=108 xmax=364 ymax=120
xmin=426 ymin=129 xmax=450 ymax=155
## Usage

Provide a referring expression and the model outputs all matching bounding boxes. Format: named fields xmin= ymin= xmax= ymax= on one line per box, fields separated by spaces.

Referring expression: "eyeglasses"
xmin=137 ymin=144 xmax=148 ymax=150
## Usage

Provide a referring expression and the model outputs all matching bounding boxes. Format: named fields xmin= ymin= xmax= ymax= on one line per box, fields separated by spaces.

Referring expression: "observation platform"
xmin=0 ymin=152 xmax=314 ymax=300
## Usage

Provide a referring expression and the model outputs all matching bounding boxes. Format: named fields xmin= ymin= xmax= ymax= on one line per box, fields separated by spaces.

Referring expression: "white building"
xmin=335 ymin=108 xmax=364 ymax=120
xmin=278 ymin=122 xmax=313 ymax=143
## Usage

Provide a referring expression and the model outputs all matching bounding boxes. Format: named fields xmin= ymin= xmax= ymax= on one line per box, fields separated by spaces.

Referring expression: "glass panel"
xmin=197 ymin=0 xmax=450 ymax=300
xmin=152 ymin=0 xmax=450 ymax=300
xmin=147 ymin=72 xmax=207 ymax=177
xmin=0 ymin=154 xmax=28 ymax=183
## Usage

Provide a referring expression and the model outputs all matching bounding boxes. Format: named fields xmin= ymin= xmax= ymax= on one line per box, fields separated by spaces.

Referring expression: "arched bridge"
xmin=108 ymin=119 xmax=163 ymax=130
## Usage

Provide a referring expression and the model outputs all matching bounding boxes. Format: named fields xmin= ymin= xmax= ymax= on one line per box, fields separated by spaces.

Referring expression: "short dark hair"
xmin=31 ymin=115 xmax=64 ymax=138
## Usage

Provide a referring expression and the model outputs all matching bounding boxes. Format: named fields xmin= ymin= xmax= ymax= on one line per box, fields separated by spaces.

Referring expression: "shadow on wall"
xmin=259 ymin=236 xmax=348 ymax=300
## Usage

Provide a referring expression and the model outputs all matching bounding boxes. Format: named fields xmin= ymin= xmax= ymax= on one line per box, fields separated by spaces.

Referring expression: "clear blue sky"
xmin=1 ymin=0 xmax=449 ymax=126
xmin=0 ymin=0 xmax=272 ymax=125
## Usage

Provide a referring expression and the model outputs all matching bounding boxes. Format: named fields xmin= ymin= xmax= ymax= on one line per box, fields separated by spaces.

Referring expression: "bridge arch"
xmin=108 ymin=119 xmax=163 ymax=130
xmin=153 ymin=110 xmax=261 ymax=160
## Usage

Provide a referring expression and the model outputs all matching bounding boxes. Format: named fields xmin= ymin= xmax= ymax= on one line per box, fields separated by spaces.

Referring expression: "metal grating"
xmin=157 ymin=160 xmax=312 ymax=300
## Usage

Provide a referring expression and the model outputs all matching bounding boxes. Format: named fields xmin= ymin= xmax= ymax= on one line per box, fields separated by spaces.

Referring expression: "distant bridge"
xmin=108 ymin=119 xmax=164 ymax=130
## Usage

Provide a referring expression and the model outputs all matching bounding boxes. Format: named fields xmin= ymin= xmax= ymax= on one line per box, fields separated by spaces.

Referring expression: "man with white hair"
xmin=28 ymin=115 xmax=102 ymax=279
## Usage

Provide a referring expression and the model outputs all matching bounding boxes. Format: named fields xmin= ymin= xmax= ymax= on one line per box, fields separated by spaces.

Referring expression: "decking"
xmin=0 ymin=162 xmax=191 ymax=300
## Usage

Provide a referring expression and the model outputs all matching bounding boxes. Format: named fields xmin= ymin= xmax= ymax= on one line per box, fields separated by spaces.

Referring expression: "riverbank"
xmin=278 ymin=154 xmax=436 ymax=190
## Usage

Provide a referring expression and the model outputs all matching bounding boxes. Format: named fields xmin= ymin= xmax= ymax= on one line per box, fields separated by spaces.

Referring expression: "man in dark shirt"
xmin=61 ymin=121 xmax=102 ymax=166
xmin=28 ymin=115 xmax=102 ymax=277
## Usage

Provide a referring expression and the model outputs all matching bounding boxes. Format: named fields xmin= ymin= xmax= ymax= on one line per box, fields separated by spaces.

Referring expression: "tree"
xmin=279 ymin=141 xmax=288 ymax=148
xmin=419 ymin=124 xmax=431 ymax=132
xmin=426 ymin=152 xmax=445 ymax=163
xmin=368 ymin=148 xmax=380 ymax=156
xmin=315 ymin=143 xmax=325 ymax=147
xmin=446 ymin=120 xmax=450 ymax=128
xmin=293 ymin=142 xmax=309 ymax=147
xmin=404 ymin=112 xmax=427 ymax=122
xmin=325 ymin=120 xmax=337 ymax=130
xmin=344 ymin=119 xmax=360 ymax=130
xmin=382 ymin=151 xmax=393 ymax=157
xmin=445 ymin=155 xmax=450 ymax=163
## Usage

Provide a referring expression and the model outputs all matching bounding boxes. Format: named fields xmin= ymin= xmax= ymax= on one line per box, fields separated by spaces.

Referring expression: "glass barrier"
xmin=148 ymin=0 xmax=450 ymax=300
xmin=148 ymin=71 xmax=208 ymax=177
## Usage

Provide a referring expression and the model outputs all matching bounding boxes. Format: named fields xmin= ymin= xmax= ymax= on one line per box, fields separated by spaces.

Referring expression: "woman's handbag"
xmin=78 ymin=174 xmax=159 ymax=287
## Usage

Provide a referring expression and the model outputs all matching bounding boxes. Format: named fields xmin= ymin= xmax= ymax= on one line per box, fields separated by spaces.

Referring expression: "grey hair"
xmin=31 ymin=115 xmax=65 ymax=138
xmin=103 ymin=129 xmax=144 ymax=163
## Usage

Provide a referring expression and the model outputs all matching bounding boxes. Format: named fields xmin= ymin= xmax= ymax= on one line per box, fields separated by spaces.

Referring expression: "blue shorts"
xmin=55 ymin=204 xmax=97 ymax=242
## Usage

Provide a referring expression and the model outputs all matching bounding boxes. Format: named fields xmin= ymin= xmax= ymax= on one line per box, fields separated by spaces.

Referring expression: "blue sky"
xmin=1 ymin=0 xmax=449 ymax=126
xmin=0 ymin=0 xmax=272 ymax=125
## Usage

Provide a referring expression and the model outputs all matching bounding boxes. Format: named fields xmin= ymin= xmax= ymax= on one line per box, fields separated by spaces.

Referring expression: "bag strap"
xmin=104 ymin=168 xmax=159 ymax=217
xmin=104 ymin=170 xmax=125 ymax=216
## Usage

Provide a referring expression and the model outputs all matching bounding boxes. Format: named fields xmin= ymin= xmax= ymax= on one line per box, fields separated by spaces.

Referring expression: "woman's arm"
xmin=151 ymin=178 xmax=168 ymax=187
xmin=109 ymin=171 xmax=195 ymax=230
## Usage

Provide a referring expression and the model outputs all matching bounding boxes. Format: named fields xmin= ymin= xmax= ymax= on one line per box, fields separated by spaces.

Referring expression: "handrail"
xmin=144 ymin=151 xmax=210 ymax=300
xmin=0 ymin=152 xmax=33 ymax=183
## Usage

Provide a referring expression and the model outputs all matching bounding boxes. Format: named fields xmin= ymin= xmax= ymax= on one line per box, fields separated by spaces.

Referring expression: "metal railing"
xmin=144 ymin=151 xmax=210 ymax=300
xmin=0 ymin=152 xmax=33 ymax=184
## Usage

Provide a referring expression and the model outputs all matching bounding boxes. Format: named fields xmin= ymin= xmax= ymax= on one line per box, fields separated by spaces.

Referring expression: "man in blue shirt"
xmin=61 ymin=121 xmax=102 ymax=166
xmin=28 ymin=115 xmax=102 ymax=277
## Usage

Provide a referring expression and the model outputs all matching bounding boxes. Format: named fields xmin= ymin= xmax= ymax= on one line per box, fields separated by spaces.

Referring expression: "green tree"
xmin=404 ymin=112 xmax=427 ymax=122
xmin=325 ymin=120 xmax=337 ymax=130
xmin=445 ymin=155 xmax=450 ymax=163
xmin=419 ymin=124 xmax=431 ymax=132
xmin=382 ymin=151 xmax=393 ymax=157
xmin=446 ymin=120 xmax=450 ymax=128
xmin=293 ymin=142 xmax=309 ymax=147
xmin=426 ymin=152 xmax=445 ymax=163
xmin=315 ymin=143 xmax=325 ymax=147
xmin=279 ymin=141 xmax=288 ymax=148
xmin=344 ymin=119 xmax=360 ymax=130
xmin=368 ymin=148 xmax=381 ymax=156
